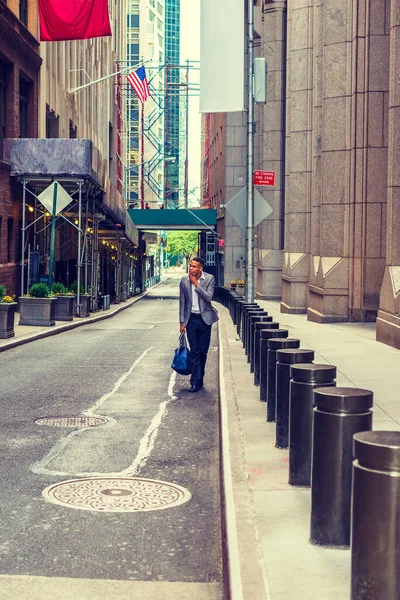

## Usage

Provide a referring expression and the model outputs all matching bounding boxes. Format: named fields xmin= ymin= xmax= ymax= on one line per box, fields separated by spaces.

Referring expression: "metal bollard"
xmin=258 ymin=328 xmax=288 ymax=393
xmin=245 ymin=309 xmax=265 ymax=356
xmin=248 ymin=313 xmax=270 ymax=366
xmin=249 ymin=315 xmax=272 ymax=372
xmin=289 ymin=364 xmax=336 ymax=487
xmin=240 ymin=304 xmax=259 ymax=339
xmin=351 ymin=431 xmax=400 ymax=600
xmin=310 ymin=387 xmax=373 ymax=549
xmin=275 ymin=348 xmax=314 ymax=449
xmin=254 ymin=323 xmax=281 ymax=388
xmin=266 ymin=338 xmax=300 ymax=423
xmin=243 ymin=308 xmax=263 ymax=350
xmin=235 ymin=300 xmax=247 ymax=335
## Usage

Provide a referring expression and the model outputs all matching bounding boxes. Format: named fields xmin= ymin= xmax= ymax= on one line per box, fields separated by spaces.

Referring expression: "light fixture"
xmin=27 ymin=205 xmax=34 ymax=213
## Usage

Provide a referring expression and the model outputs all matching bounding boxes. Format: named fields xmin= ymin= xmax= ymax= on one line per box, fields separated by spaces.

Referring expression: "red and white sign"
xmin=218 ymin=238 xmax=225 ymax=247
xmin=253 ymin=170 xmax=276 ymax=187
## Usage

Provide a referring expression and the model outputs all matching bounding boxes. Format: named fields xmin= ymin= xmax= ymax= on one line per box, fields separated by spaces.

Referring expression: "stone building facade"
xmin=203 ymin=0 xmax=400 ymax=349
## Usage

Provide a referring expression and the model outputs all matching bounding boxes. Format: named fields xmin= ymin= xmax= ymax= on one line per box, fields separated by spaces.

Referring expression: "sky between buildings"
xmin=180 ymin=0 xmax=201 ymax=206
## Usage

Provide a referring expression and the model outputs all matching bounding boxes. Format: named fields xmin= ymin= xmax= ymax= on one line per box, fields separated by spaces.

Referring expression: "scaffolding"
xmin=119 ymin=61 xmax=199 ymax=210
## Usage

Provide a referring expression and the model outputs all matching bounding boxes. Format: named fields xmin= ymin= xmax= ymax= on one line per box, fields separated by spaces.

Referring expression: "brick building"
xmin=0 ymin=0 xmax=41 ymax=296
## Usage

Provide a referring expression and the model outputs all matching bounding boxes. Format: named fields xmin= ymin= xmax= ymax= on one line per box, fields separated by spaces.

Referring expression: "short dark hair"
xmin=191 ymin=256 xmax=204 ymax=267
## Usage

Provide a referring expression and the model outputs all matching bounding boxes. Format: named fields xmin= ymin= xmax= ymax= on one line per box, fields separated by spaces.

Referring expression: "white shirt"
xmin=191 ymin=271 xmax=205 ymax=313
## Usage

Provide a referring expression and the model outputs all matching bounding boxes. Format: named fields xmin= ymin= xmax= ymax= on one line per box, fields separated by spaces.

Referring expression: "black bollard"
xmin=235 ymin=300 xmax=248 ymax=335
xmin=249 ymin=315 xmax=272 ymax=372
xmin=244 ymin=308 xmax=264 ymax=355
xmin=351 ymin=431 xmax=400 ymax=599
xmin=275 ymin=348 xmax=314 ymax=449
xmin=289 ymin=364 xmax=336 ymax=487
xmin=254 ymin=323 xmax=281 ymax=388
xmin=266 ymin=338 xmax=300 ymax=423
xmin=258 ymin=328 xmax=288 ymax=392
xmin=243 ymin=308 xmax=263 ymax=350
xmin=310 ymin=388 xmax=373 ymax=549
xmin=248 ymin=313 xmax=271 ymax=366
xmin=240 ymin=304 xmax=259 ymax=339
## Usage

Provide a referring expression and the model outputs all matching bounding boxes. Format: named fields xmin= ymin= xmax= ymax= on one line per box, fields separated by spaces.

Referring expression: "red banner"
xmin=39 ymin=0 xmax=112 ymax=42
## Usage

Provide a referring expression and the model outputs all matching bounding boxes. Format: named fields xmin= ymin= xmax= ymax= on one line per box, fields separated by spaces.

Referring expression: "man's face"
xmin=189 ymin=260 xmax=202 ymax=278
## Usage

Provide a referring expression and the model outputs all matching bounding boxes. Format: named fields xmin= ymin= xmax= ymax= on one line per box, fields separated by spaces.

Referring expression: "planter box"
xmin=54 ymin=295 xmax=75 ymax=321
xmin=76 ymin=295 xmax=91 ymax=317
xmin=19 ymin=297 xmax=57 ymax=327
xmin=0 ymin=302 xmax=17 ymax=338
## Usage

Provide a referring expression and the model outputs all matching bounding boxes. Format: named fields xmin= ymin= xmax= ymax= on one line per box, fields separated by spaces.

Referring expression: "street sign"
xmin=224 ymin=187 xmax=273 ymax=230
xmin=38 ymin=181 xmax=73 ymax=215
xmin=253 ymin=170 xmax=276 ymax=187
xmin=218 ymin=239 xmax=225 ymax=247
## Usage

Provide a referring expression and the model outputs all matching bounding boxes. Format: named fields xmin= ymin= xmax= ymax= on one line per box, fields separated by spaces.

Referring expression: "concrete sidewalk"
xmin=218 ymin=299 xmax=400 ymax=600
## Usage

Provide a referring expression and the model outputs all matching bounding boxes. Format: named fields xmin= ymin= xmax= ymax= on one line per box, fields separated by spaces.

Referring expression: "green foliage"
xmin=52 ymin=282 xmax=68 ymax=295
xmin=0 ymin=284 xmax=6 ymax=299
xmin=69 ymin=281 xmax=84 ymax=294
xmin=29 ymin=283 xmax=50 ymax=298
xmin=167 ymin=231 xmax=199 ymax=261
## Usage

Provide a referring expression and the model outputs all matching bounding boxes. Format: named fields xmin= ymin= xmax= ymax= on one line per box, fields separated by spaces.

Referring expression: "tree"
xmin=167 ymin=231 xmax=199 ymax=265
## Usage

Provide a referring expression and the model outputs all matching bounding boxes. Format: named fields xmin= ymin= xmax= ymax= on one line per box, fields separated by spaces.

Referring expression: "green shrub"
xmin=28 ymin=283 xmax=50 ymax=298
xmin=0 ymin=284 xmax=6 ymax=299
xmin=52 ymin=282 xmax=68 ymax=295
xmin=69 ymin=281 xmax=84 ymax=294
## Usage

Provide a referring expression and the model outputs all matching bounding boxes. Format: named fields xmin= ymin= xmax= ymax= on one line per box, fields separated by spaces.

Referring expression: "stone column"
xmin=281 ymin=0 xmax=313 ymax=313
xmin=257 ymin=0 xmax=287 ymax=299
xmin=377 ymin=0 xmax=400 ymax=348
xmin=308 ymin=0 xmax=389 ymax=323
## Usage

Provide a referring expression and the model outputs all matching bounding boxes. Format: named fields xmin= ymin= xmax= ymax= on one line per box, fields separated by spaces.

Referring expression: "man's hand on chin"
xmin=189 ymin=274 xmax=199 ymax=287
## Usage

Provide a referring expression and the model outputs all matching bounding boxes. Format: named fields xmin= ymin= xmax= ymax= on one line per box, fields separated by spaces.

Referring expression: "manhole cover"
xmin=35 ymin=417 xmax=108 ymax=428
xmin=42 ymin=477 xmax=191 ymax=512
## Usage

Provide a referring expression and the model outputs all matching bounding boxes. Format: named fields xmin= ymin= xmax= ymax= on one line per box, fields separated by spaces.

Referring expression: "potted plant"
xmin=19 ymin=283 xmax=57 ymax=327
xmin=52 ymin=282 xmax=75 ymax=322
xmin=0 ymin=285 xmax=17 ymax=339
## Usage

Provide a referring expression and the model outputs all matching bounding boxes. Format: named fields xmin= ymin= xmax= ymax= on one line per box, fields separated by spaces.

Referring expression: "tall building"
xmin=202 ymin=0 xmax=400 ymax=350
xmin=0 ymin=0 xmax=41 ymax=296
xmin=126 ymin=0 xmax=140 ymax=206
xmin=164 ymin=0 xmax=180 ymax=208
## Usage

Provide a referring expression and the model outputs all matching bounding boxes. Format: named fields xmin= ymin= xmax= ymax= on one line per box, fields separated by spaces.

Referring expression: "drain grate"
xmin=42 ymin=477 xmax=191 ymax=512
xmin=35 ymin=416 xmax=108 ymax=428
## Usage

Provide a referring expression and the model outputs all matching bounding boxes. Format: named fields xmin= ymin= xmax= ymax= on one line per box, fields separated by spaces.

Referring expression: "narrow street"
xmin=0 ymin=277 xmax=223 ymax=599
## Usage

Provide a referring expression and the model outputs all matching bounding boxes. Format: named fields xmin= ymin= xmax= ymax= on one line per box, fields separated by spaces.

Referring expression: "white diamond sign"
xmin=38 ymin=182 xmax=74 ymax=215
xmin=224 ymin=187 xmax=273 ymax=230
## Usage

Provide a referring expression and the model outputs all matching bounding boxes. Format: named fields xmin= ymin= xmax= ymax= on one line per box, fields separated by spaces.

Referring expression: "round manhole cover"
xmin=42 ymin=477 xmax=191 ymax=512
xmin=35 ymin=417 xmax=108 ymax=428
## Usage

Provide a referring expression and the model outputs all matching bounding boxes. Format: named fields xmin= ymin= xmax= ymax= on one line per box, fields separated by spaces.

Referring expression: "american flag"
xmin=126 ymin=66 xmax=150 ymax=103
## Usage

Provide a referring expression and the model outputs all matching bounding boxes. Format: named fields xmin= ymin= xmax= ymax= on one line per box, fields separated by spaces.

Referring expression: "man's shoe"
xmin=188 ymin=385 xmax=201 ymax=393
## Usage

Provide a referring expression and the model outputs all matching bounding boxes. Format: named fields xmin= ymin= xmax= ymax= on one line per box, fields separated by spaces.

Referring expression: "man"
xmin=179 ymin=257 xmax=219 ymax=393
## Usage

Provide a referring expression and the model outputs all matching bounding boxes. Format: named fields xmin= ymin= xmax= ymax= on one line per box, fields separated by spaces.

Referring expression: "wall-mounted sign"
xmin=253 ymin=170 xmax=276 ymax=187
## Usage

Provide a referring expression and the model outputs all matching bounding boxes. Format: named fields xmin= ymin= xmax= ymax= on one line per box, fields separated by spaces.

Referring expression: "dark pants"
xmin=187 ymin=313 xmax=212 ymax=387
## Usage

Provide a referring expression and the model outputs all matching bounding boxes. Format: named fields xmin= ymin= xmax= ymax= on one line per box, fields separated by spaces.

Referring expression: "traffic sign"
xmin=218 ymin=239 xmax=225 ymax=247
xmin=253 ymin=170 xmax=276 ymax=186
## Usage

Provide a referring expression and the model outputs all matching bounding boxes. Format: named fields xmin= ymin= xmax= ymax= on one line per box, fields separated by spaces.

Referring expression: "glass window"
xmin=19 ymin=77 xmax=31 ymax=138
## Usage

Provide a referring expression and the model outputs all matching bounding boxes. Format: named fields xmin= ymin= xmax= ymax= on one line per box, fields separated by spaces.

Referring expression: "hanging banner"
xmin=39 ymin=0 xmax=112 ymax=42
xmin=200 ymin=0 xmax=244 ymax=113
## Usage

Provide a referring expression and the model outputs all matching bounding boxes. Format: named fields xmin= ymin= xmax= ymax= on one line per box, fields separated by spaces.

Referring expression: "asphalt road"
xmin=0 ymin=277 xmax=222 ymax=599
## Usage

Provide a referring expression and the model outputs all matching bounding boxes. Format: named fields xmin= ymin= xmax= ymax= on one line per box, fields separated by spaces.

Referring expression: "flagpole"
xmin=68 ymin=59 xmax=152 ymax=94
xmin=141 ymin=103 xmax=145 ymax=209
xmin=245 ymin=0 xmax=255 ymax=304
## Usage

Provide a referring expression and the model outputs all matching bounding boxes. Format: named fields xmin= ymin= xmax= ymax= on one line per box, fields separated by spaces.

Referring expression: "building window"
xmin=157 ymin=2 xmax=163 ymax=16
xmin=45 ymin=104 xmax=59 ymax=138
xmin=69 ymin=120 xmax=77 ymax=138
xmin=19 ymin=0 xmax=28 ymax=26
xmin=0 ymin=61 xmax=8 ymax=159
xmin=19 ymin=77 xmax=31 ymax=138
xmin=7 ymin=218 xmax=13 ymax=263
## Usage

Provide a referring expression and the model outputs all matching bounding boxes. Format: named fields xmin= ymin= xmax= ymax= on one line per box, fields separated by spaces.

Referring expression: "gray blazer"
xmin=179 ymin=272 xmax=219 ymax=326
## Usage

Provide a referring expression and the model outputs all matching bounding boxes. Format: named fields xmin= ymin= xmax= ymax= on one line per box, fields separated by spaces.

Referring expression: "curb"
xmin=0 ymin=279 xmax=166 ymax=354
xmin=217 ymin=304 xmax=271 ymax=600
